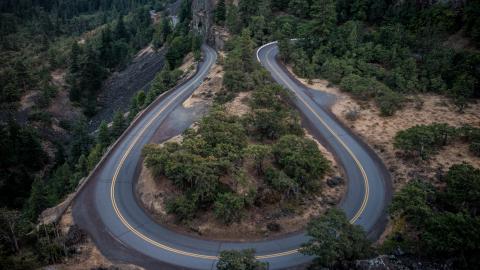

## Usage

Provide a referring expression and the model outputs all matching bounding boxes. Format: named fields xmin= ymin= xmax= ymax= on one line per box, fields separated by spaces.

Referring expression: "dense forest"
xmin=0 ymin=0 xmax=201 ymax=267
xmin=211 ymin=0 xmax=480 ymax=269
xmin=214 ymin=0 xmax=480 ymax=116
xmin=1 ymin=0 xmax=479 ymax=269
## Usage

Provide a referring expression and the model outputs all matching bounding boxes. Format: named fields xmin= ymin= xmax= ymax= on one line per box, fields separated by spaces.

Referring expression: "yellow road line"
xmin=264 ymin=45 xmax=369 ymax=223
xmin=108 ymin=44 xmax=369 ymax=262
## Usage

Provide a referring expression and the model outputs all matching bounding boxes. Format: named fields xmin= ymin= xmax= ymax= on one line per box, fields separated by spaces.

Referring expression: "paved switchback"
xmin=72 ymin=43 xmax=391 ymax=270
xmin=257 ymin=42 xmax=391 ymax=237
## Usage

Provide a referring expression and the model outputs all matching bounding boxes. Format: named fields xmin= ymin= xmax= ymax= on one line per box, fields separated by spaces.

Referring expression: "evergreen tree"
xmin=97 ymin=121 xmax=111 ymax=148
xmin=114 ymin=15 xmax=128 ymax=42
xmin=24 ymin=177 xmax=49 ymax=222
xmin=301 ymin=209 xmax=372 ymax=268
xmin=79 ymin=46 xmax=104 ymax=115
xmin=214 ymin=0 xmax=226 ymax=24
xmin=226 ymin=4 xmax=242 ymax=34
xmin=69 ymin=41 xmax=80 ymax=74
xmin=99 ymin=26 xmax=113 ymax=68
xmin=289 ymin=0 xmax=310 ymax=18
xmin=310 ymin=0 xmax=337 ymax=39
xmin=111 ymin=110 xmax=126 ymax=138
xmin=179 ymin=0 xmax=192 ymax=24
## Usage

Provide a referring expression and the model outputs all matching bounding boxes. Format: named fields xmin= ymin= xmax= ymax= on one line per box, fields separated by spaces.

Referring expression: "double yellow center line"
xmin=108 ymin=44 xmax=369 ymax=261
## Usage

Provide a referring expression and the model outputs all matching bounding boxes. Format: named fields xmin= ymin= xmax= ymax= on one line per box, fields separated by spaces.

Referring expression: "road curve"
xmin=72 ymin=43 xmax=391 ymax=270
xmin=257 ymin=42 xmax=391 ymax=237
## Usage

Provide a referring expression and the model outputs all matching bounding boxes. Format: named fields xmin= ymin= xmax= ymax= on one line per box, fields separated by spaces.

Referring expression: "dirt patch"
xmin=182 ymin=63 xmax=223 ymax=108
xmin=178 ymin=52 xmax=195 ymax=74
xmin=48 ymin=70 xmax=82 ymax=122
xmin=289 ymin=68 xmax=480 ymax=190
xmin=225 ymin=91 xmax=251 ymax=116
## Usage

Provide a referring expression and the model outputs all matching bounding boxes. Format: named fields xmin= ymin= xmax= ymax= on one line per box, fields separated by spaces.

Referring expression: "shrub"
xmin=394 ymin=123 xmax=456 ymax=159
xmin=375 ymin=89 xmax=404 ymax=116
xmin=217 ymin=249 xmax=268 ymax=270
xmin=166 ymin=195 xmax=198 ymax=222
xmin=470 ymin=142 xmax=480 ymax=157
xmin=264 ymin=167 xmax=298 ymax=197
xmin=214 ymin=193 xmax=245 ymax=224
xmin=301 ymin=209 xmax=372 ymax=268
xmin=272 ymin=135 xmax=330 ymax=191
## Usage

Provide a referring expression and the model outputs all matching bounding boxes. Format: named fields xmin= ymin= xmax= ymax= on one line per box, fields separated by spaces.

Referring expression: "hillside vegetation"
xmin=0 ymin=0 xmax=199 ymax=268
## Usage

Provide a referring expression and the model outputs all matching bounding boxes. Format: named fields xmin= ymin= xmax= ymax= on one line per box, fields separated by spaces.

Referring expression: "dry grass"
xmin=291 ymin=70 xmax=480 ymax=191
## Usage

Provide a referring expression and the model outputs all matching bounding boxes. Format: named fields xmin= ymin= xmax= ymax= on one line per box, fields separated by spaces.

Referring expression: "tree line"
xmin=213 ymin=0 xmax=480 ymax=116
xmin=0 ymin=0 xmax=197 ymax=268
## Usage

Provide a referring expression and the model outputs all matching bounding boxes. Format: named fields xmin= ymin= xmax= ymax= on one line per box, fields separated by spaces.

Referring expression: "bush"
xmin=301 ymin=209 xmax=372 ymax=268
xmin=394 ymin=123 xmax=456 ymax=159
xmin=214 ymin=193 xmax=245 ymax=224
xmin=166 ymin=195 xmax=198 ymax=222
xmin=375 ymin=89 xmax=404 ymax=116
xmin=217 ymin=249 xmax=268 ymax=270
xmin=470 ymin=142 xmax=480 ymax=157
xmin=264 ymin=167 xmax=298 ymax=197
xmin=272 ymin=135 xmax=330 ymax=191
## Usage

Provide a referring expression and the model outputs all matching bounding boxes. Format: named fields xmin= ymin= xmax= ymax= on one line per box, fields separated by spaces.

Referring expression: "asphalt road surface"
xmin=73 ymin=43 xmax=391 ymax=270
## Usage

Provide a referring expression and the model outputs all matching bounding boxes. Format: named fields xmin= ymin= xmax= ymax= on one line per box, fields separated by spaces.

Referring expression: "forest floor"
xmin=136 ymin=62 xmax=345 ymax=241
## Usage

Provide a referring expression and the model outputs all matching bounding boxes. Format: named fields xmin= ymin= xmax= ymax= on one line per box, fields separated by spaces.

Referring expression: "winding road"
xmin=72 ymin=43 xmax=391 ymax=270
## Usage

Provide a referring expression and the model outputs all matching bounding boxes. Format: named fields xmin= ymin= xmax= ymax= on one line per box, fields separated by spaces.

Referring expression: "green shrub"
xmin=394 ymin=123 xmax=456 ymax=159
xmin=166 ymin=195 xmax=198 ymax=222
xmin=375 ymin=89 xmax=404 ymax=116
xmin=272 ymin=135 xmax=330 ymax=191
xmin=214 ymin=193 xmax=245 ymax=224
xmin=217 ymin=249 xmax=267 ymax=270
xmin=470 ymin=142 xmax=480 ymax=157
xmin=264 ymin=167 xmax=298 ymax=197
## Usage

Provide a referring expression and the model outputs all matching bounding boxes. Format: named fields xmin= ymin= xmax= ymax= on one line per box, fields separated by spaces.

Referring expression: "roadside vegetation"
xmin=394 ymin=123 xmax=480 ymax=160
xmin=210 ymin=0 xmax=480 ymax=268
xmin=269 ymin=0 xmax=479 ymax=115
xmin=0 ymin=0 xmax=198 ymax=267
xmin=386 ymin=163 xmax=480 ymax=268
xmin=144 ymin=30 xmax=331 ymax=226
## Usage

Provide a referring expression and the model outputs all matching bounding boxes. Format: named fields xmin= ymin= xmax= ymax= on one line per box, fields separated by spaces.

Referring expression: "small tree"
xmin=111 ymin=111 xmax=126 ymax=139
xmin=214 ymin=193 xmax=245 ymax=224
xmin=273 ymin=135 xmax=330 ymax=191
xmin=301 ymin=209 xmax=372 ymax=268
xmin=97 ymin=121 xmax=111 ymax=148
xmin=214 ymin=0 xmax=226 ymax=24
xmin=244 ymin=144 xmax=271 ymax=175
xmin=217 ymin=249 xmax=268 ymax=270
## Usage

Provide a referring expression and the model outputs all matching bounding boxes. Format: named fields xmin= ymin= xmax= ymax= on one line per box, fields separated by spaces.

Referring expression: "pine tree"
xmin=99 ymin=27 xmax=113 ymax=68
xmin=24 ymin=177 xmax=49 ymax=222
xmin=70 ymin=41 xmax=80 ymax=74
xmin=114 ymin=15 xmax=128 ymax=42
xmin=97 ymin=121 xmax=111 ymax=148
xmin=111 ymin=111 xmax=126 ymax=138
xmin=214 ymin=0 xmax=226 ymax=24
xmin=310 ymin=0 xmax=337 ymax=38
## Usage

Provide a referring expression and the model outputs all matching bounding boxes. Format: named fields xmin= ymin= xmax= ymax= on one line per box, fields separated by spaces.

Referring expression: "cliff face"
xmin=192 ymin=0 xmax=215 ymax=46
